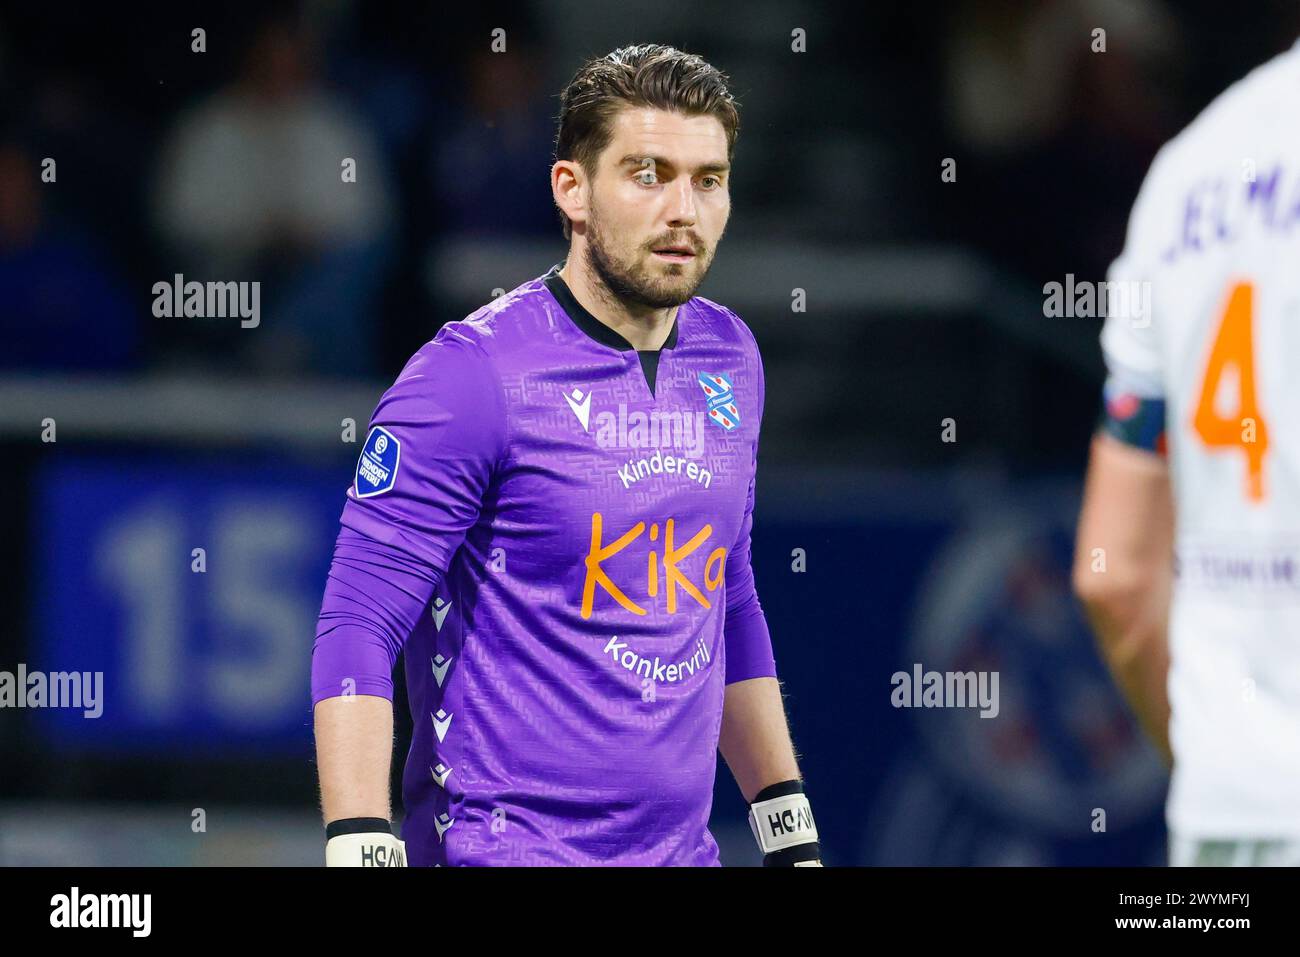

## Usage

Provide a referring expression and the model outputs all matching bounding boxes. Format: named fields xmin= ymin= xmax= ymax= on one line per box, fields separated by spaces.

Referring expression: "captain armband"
xmin=1098 ymin=376 xmax=1167 ymax=455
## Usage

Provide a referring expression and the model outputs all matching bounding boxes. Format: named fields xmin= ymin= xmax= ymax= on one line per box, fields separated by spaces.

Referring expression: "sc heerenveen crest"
xmin=697 ymin=372 xmax=740 ymax=432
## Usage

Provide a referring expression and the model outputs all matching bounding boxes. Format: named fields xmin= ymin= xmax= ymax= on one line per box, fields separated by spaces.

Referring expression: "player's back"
xmin=1102 ymin=38 xmax=1300 ymax=837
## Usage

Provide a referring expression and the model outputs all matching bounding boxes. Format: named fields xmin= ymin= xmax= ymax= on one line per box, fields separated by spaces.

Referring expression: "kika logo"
xmin=581 ymin=512 xmax=727 ymax=619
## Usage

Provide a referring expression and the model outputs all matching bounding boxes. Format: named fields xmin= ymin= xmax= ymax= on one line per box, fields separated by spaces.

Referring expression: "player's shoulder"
xmin=1114 ymin=41 xmax=1300 ymax=260
xmin=404 ymin=272 xmax=556 ymax=372
xmin=688 ymin=294 xmax=761 ymax=356
xmin=1185 ymin=39 xmax=1300 ymax=139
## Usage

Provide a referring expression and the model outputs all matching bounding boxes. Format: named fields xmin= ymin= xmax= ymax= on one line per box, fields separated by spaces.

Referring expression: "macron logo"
xmin=431 ymin=654 xmax=453 ymax=688
xmin=434 ymin=813 xmax=455 ymax=842
xmin=432 ymin=708 xmax=453 ymax=742
xmin=431 ymin=597 xmax=452 ymax=632
xmin=564 ymin=387 xmax=592 ymax=431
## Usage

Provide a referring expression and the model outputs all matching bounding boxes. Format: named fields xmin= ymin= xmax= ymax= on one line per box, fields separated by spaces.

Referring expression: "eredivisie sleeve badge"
xmin=355 ymin=426 xmax=402 ymax=497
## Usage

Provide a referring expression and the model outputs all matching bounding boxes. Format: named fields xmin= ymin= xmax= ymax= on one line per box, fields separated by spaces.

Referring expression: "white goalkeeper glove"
xmin=748 ymin=780 xmax=822 ymax=866
xmin=325 ymin=818 xmax=407 ymax=867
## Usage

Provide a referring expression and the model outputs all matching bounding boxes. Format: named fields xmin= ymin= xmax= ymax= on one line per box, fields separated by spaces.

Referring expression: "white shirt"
xmin=1102 ymin=38 xmax=1300 ymax=836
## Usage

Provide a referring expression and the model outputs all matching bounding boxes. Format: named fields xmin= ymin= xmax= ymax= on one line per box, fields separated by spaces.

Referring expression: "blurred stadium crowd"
xmin=5 ymin=0 xmax=1296 ymax=464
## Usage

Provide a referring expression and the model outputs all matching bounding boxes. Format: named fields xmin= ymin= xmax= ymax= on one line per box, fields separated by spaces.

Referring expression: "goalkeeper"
xmin=313 ymin=44 xmax=819 ymax=867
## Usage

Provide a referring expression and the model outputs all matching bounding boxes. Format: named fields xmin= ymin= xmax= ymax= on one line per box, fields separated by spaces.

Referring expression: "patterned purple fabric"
xmin=312 ymin=264 xmax=775 ymax=865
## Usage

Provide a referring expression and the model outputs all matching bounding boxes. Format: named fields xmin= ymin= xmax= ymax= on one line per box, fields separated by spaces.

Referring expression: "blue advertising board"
xmin=33 ymin=456 xmax=346 ymax=754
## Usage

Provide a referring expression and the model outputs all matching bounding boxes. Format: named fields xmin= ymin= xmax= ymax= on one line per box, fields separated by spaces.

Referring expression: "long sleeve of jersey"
xmin=311 ymin=330 xmax=506 ymax=706
xmin=721 ymin=343 xmax=776 ymax=684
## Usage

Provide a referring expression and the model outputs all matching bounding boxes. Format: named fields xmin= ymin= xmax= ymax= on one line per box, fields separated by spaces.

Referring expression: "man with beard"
xmin=312 ymin=44 xmax=820 ymax=867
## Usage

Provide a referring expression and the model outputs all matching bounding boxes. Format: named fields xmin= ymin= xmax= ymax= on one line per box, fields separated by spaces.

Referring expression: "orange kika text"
xmin=581 ymin=512 xmax=728 ymax=618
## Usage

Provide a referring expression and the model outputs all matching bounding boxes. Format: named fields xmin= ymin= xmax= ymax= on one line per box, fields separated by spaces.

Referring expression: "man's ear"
xmin=552 ymin=159 xmax=587 ymax=232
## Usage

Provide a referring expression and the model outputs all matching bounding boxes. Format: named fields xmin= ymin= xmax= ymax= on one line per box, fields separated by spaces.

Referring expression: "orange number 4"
xmin=1192 ymin=280 xmax=1269 ymax=502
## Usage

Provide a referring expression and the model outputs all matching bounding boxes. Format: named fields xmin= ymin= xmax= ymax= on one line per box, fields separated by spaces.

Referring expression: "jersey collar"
xmin=542 ymin=262 xmax=681 ymax=353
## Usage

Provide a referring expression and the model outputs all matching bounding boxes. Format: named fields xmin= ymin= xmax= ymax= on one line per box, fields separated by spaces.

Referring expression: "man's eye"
xmin=636 ymin=170 xmax=658 ymax=185
xmin=701 ymin=176 xmax=720 ymax=189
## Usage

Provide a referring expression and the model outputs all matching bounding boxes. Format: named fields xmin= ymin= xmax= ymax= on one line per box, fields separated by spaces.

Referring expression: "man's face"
xmin=582 ymin=106 xmax=731 ymax=309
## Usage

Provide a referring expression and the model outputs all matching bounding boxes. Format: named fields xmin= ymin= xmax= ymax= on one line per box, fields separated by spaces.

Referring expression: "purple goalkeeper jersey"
xmin=313 ymin=263 xmax=775 ymax=865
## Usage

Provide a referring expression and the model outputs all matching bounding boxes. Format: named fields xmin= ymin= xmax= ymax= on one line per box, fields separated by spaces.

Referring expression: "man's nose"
xmin=666 ymin=178 xmax=697 ymax=227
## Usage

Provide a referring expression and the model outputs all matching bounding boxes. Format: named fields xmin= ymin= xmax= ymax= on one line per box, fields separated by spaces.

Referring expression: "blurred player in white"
xmin=1074 ymin=38 xmax=1300 ymax=866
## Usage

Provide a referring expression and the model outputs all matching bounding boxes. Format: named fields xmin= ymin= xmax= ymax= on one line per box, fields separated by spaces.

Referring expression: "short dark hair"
xmin=553 ymin=44 xmax=740 ymax=239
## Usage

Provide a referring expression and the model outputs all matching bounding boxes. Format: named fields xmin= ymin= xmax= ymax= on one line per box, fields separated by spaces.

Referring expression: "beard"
xmin=583 ymin=202 xmax=715 ymax=310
